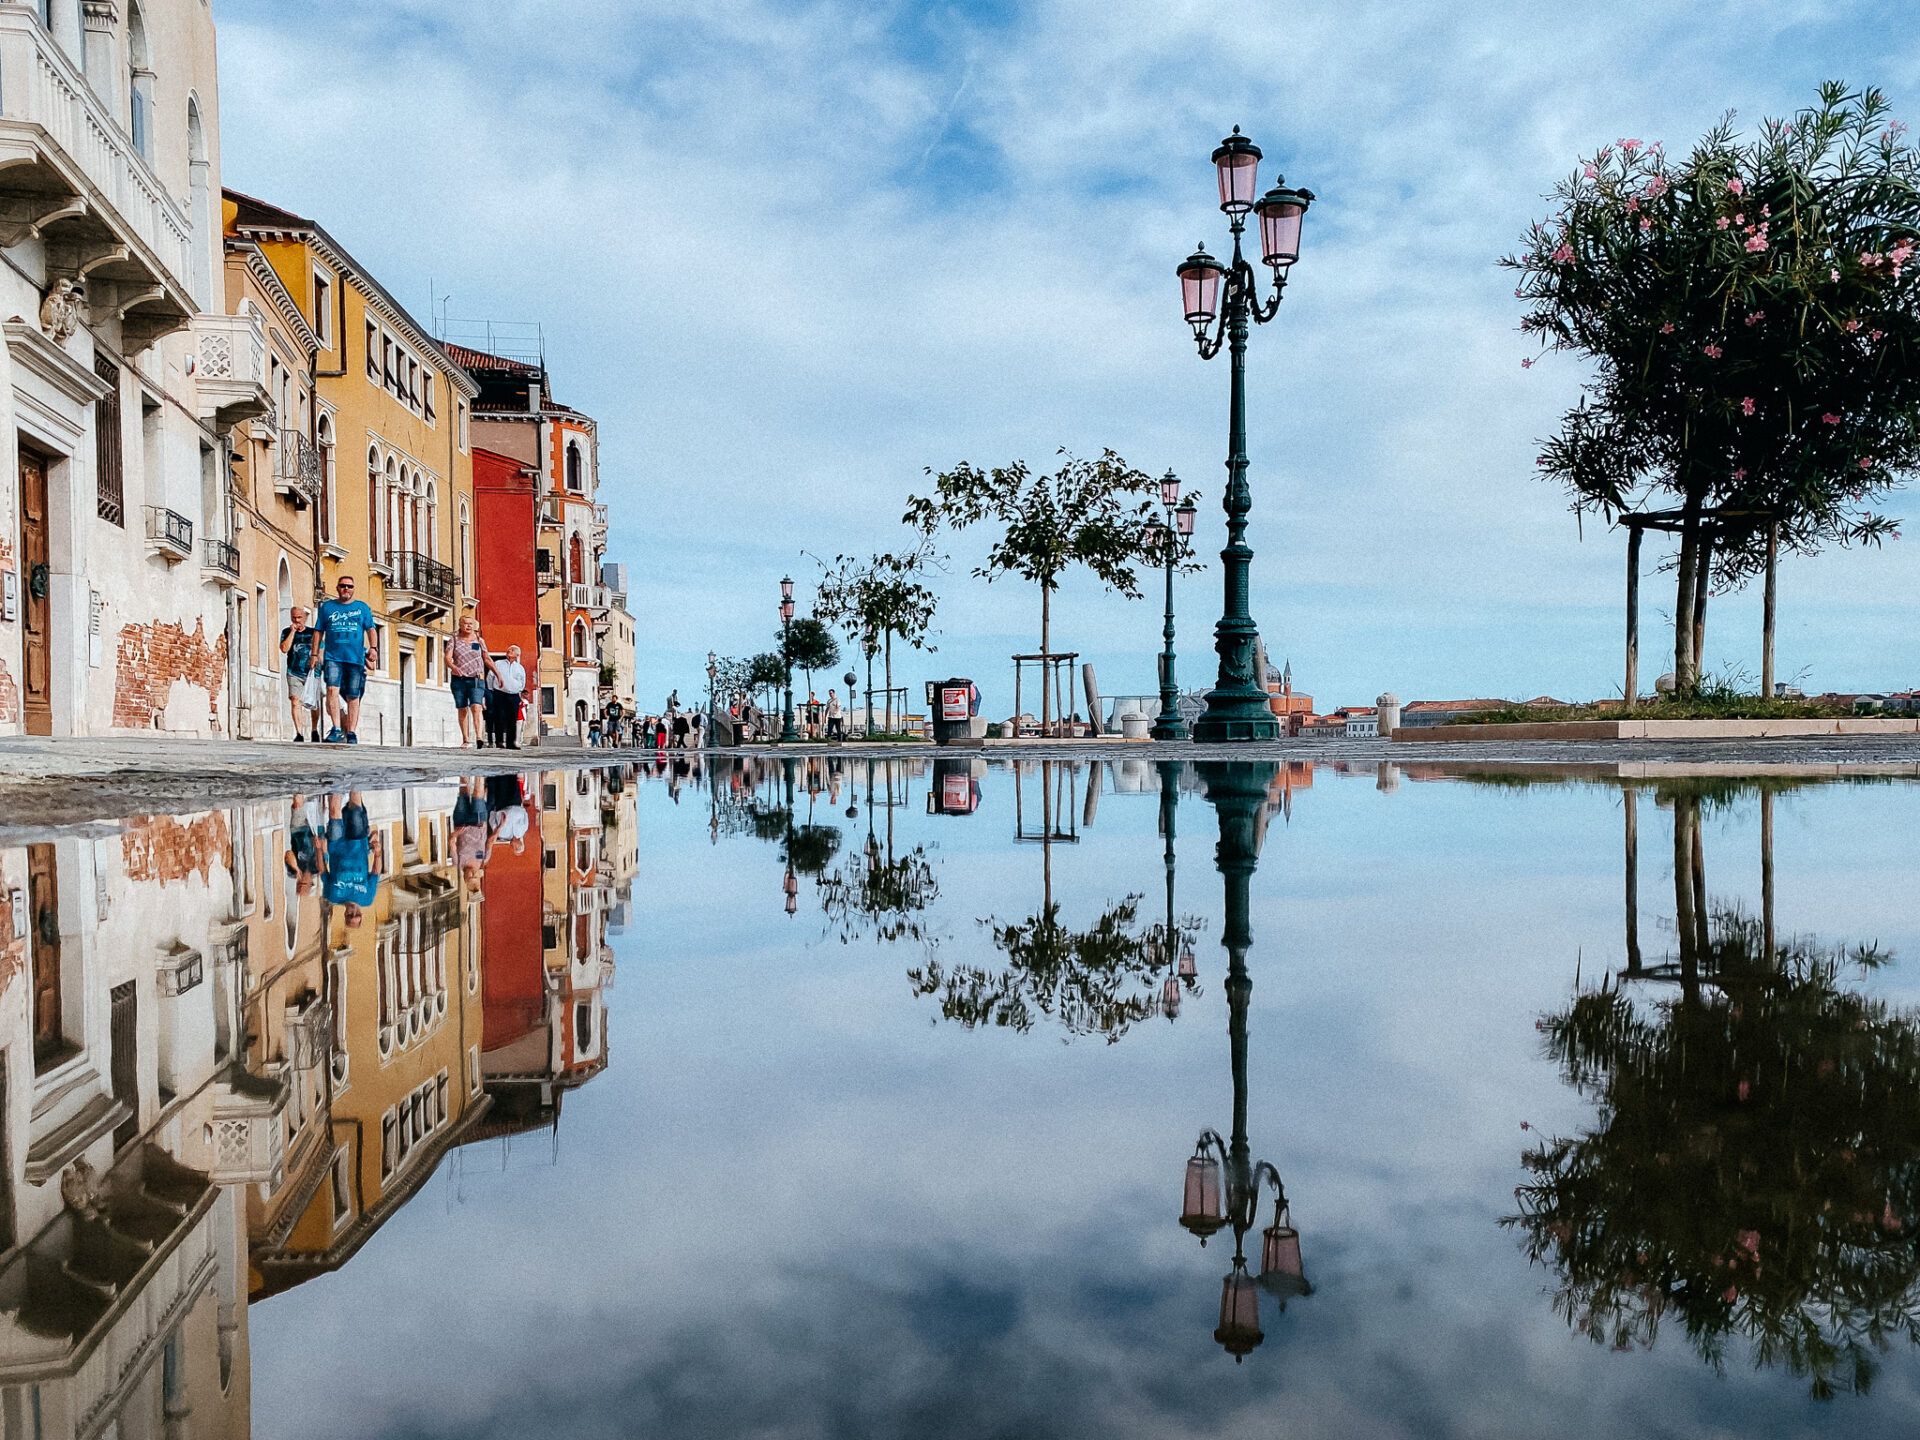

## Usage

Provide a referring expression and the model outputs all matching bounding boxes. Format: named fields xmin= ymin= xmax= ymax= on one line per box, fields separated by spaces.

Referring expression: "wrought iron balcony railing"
xmin=145 ymin=506 xmax=192 ymax=560
xmin=275 ymin=430 xmax=322 ymax=500
xmin=202 ymin=537 xmax=239 ymax=579
xmin=387 ymin=551 xmax=455 ymax=609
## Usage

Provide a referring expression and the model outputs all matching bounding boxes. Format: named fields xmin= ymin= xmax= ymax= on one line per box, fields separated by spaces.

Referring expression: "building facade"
xmin=226 ymin=192 xmax=480 ymax=748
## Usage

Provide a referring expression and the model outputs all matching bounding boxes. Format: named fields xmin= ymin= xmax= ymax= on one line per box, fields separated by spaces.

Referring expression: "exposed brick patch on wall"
xmin=114 ymin=619 xmax=227 ymax=730
xmin=122 ymin=810 xmax=231 ymax=886
xmin=0 ymin=656 xmax=15 ymax=723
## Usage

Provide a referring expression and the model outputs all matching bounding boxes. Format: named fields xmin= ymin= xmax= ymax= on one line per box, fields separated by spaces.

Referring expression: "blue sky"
xmin=213 ymin=0 xmax=1920 ymax=711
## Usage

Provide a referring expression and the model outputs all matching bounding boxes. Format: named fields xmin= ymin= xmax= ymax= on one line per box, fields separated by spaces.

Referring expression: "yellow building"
xmin=224 ymin=193 xmax=480 ymax=748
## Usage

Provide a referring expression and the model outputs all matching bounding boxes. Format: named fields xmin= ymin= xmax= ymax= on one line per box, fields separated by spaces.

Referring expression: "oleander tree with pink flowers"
xmin=1507 ymin=83 xmax=1920 ymax=692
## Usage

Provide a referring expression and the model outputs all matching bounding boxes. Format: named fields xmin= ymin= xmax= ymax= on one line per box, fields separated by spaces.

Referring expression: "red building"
xmin=471 ymin=445 xmax=539 ymax=661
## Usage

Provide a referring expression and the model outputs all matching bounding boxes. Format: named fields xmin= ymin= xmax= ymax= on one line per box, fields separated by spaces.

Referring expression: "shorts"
xmin=451 ymin=675 xmax=486 ymax=708
xmin=323 ymin=659 xmax=367 ymax=700
xmin=285 ymin=667 xmax=313 ymax=699
xmin=328 ymin=802 xmax=370 ymax=843
xmin=453 ymin=793 xmax=488 ymax=829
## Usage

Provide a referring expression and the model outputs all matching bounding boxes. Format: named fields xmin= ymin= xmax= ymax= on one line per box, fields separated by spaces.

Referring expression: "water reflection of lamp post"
xmin=706 ymin=650 xmax=718 ymax=740
xmin=1178 ymin=761 xmax=1310 ymax=1360
xmin=1156 ymin=760 xmax=1197 ymax=1018
xmin=1151 ymin=479 xmax=1199 ymax=742
xmin=781 ymin=757 xmax=799 ymax=915
xmin=779 ymin=578 xmax=800 ymax=744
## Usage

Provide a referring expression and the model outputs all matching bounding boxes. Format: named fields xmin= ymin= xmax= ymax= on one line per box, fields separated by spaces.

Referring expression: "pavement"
xmin=5 ymin=731 xmax=1920 ymax=832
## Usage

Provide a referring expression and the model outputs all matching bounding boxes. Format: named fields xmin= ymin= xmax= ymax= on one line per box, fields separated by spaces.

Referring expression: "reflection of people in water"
xmin=452 ymin=777 xmax=493 ymax=887
xmin=1510 ymin=908 xmax=1920 ymax=1400
xmin=324 ymin=791 xmax=383 ymax=925
xmin=283 ymin=793 xmax=323 ymax=895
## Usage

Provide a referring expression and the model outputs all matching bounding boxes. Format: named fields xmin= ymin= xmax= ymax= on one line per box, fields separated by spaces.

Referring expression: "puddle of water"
xmin=3 ymin=756 xmax=1919 ymax=1437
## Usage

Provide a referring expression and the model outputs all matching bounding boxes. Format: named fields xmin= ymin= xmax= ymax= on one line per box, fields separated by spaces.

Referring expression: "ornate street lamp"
xmin=778 ymin=577 xmax=800 ymax=744
xmin=1151 ymin=475 xmax=1199 ymax=741
xmin=1178 ymin=129 xmax=1314 ymax=742
xmin=1177 ymin=761 xmax=1311 ymax=1360
xmin=706 ymin=650 xmax=718 ymax=741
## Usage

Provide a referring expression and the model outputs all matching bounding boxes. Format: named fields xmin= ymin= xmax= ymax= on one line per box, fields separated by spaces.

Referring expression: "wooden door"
xmin=19 ymin=450 xmax=50 ymax=735
xmin=28 ymin=843 xmax=61 ymax=1072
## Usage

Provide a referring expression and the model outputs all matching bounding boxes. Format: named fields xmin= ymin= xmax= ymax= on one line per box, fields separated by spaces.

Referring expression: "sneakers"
xmin=311 ymin=729 xmax=322 ymax=743
xmin=345 ymin=732 xmax=359 ymax=744
xmin=324 ymin=727 xmax=345 ymax=744
xmin=294 ymin=732 xmax=305 ymax=743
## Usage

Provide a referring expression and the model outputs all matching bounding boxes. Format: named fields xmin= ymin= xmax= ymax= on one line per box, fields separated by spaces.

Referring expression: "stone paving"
xmin=2 ymin=731 xmax=1920 ymax=832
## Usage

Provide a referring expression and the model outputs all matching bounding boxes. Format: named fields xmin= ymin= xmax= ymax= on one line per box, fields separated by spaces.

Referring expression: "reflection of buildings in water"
xmin=475 ymin=771 xmax=620 ymax=1139
xmin=0 ymin=772 xmax=623 ymax=1435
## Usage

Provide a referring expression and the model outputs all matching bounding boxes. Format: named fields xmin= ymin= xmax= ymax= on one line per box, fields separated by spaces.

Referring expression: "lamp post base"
xmin=1150 ymin=716 xmax=1188 ymax=741
xmin=1191 ymin=688 xmax=1280 ymax=742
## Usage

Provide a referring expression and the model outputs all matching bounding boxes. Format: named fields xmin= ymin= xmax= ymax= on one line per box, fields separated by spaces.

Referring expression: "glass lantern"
xmin=1214 ymin=1258 xmax=1265 ymax=1359
xmin=1181 ymin=1145 xmax=1226 ymax=1240
xmin=1177 ymin=247 xmax=1225 ymax=338
xmin=1253 ymin=184 xmax=1313 ymax=268
xmin=1212 ymin=128 xmax=1261 ymax=215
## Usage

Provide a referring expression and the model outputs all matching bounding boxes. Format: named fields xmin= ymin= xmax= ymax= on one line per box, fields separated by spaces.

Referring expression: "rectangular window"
xmin=542 ymin=782 xmax=557 ymax=809
xmin=94 ymin=354 xmax=123 ymax=525
xmin=540 ymin=685 xmax=557 ymax=716
xmin=330 ymin=1147 xmax=351 ymax=1221
xmin=543 ymin=849 xmax=557 ymax=873
xmin=382 ymin=337 xmax=395 ymax=392
xmin=423 ymin=373 xmax=436 ymax=423
xmin=313 ymin=271 xmax=333 ymax=344
xmin=457 ymin=401 xmax=469 ymax=451
xmin=365 ymin=320 xmax=379 ymax=380
xmin=538 ymin=622 xmax=553 ymax=651
xmin=535 ymin=548 xmax=553 ymax=575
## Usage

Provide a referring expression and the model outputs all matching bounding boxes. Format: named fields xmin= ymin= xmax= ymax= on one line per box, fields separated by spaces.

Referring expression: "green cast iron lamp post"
xmin=1151 ymin=474 xmax=1198 ymax=741
xmin=1177 ymin=128 xmax=1313 ymax=742
xmin=778 ymin=577 xmax=800 ymax=744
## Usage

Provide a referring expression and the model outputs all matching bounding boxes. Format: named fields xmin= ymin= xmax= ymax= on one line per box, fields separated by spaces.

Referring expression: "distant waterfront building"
xmin=1396 ymin=699 xmax=1507 ymax=729
xmin=1376 ymin=691 xmax=1401 ymax=736
xmin=1344 ymin=708 xmax=1379 ymax=739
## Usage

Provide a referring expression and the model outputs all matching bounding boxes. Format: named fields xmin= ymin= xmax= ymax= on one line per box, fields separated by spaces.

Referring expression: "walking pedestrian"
xmin=453 ymin=776 xmax=493 ymax=888
xmin=445 ymin=615 xmax=494 ymax=748
xmin=672 ymin=711 xmax=690 ymax=749
xmin=826 ymin=688 xmax=843 ymax=741
xmin=486 ymin=645 xmax=528 ymax=749
xmin=311 ymin=576 xmax=379 ymax=745
xmin=323 ymin=790 xmax=382 ymax=928
xmin=280 ymin=605 xmax=321 ymax=742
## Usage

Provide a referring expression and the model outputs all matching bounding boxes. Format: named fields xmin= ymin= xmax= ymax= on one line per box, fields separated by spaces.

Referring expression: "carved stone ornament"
xmin=59 ymin=1157 xmax=101 ymax=1219
xmin=38 ymin=277 xmax=84 ymax=342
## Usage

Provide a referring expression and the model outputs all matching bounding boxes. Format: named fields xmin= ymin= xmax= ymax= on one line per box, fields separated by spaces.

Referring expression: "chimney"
xmin=527 ymin=378 xmax=542 ymax=413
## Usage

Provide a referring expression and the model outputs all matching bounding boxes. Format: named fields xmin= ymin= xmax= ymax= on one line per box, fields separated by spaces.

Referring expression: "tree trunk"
xmin=1039 ymin=583 xmax=1052 ymax=736
xmin=884 ymin=631 xmax=894 ymax=737
xmin=1624 ymin=786 xmax=1641 ymax=973
xmin=1761 ymin=523 xmax=1778 ymax=700
xmin=1673 ymin=793 xmax=1698 ymax=1004
xmin=1674 ymin=514 xmax=1698 ymax=694
xmin=1625 ymin=526 xmax=1641 ymax=706
xmin=1692 ymin=530 xmax=1713 ymax=685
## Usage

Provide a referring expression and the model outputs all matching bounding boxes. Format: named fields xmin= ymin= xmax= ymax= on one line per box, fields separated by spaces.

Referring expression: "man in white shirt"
xmin=486 ymin=645 xmax=529 ymax=749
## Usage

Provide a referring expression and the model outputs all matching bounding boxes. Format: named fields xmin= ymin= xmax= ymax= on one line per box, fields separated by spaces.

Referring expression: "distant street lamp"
xmin=1151 ymin=475 xmax=1199 ymax=741
xmin=1178 ymin=762 xmax=1311 ymax=1360
xmin=1177 ymin=128 xmax=1313 ymax=742
xmin=706 ymin=650 xmax=718 ymax=741
xmin=779 ymin=577 xmax=800 ymax=744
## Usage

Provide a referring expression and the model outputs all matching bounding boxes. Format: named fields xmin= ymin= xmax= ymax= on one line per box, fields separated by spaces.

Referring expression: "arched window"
xmin=276 ymin=556 xmax=292 ymax=662
xmin=126 ymin=2 xmax=153 ymax=160
xmin=384 ymin=457 xmax=399 ymax=560
xmin=185 ymin=96 xmax=211 ymax=309
xmin=317 ymin=414 xmax=335 ymax=544
xmin=367 ymin=446 xmax=382 ymax=559
xmin=458 ymin=499 xmax=471 ymax=590
xmin=568 ymin=533 xmax=584 ymax=584
xmin=424 ymin=480 xmax=438 ymax=560
xmin=565 ymin=440 xmax=582 ymax=491
xmin=572 ymin=620 xmax=587 ymax=659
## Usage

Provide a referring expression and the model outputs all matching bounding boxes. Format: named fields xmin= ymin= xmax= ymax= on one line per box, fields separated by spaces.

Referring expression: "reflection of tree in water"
xmin=818 ymin=833 xmax=940 ymax=946
xmin=1510 ymin=903 xmax=1920 ymax=1399
xmin=910 ymin=895 xmax=1203 ymax=1043
xmin=783 ymin=823 xmax=841 ymax=877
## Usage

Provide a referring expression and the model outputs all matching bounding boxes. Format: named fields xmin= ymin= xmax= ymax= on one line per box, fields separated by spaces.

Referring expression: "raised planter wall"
xmin=1392 ymin=717 xmax=1920 ymax=743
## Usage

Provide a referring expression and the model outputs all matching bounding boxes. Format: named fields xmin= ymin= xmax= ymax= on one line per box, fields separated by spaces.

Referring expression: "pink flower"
xmin=1733 ymin=468 xmax=1746 ymax=482
xmin=1823 ymin=413 xmax=1842 ymax=425
xmin=1886 ymin=1203 xmax=1905 ymax=1233
xmin=1625 ymin=196 xmax=1639 ymax=213
xmin=1745 ymin=310 xmax=1764 ymax=325
xmin=1845 ymin=319 xmax=1862 ymax=332
xmin=1734 ymin=214 xmax=1745 ymax=225
xmin=1550 ymin=242 xmax=1575 ymax=264
xmin=1521 ymin=357 xmax=1534 ymax=369
xmin=1619 ymin=138 xmax=1643 ymax=153
xmin=1716 ymin=216 xmax=1731 ymax=230
xmin=1745 ymin=233 xmax=1769 ymax=252
xmin=1831 ymin=268 xmax=1842 ymax=281
xmin=1871 ymin=329 xmax=1884 ymax=342
xmin=1640 ymin=218 xmax=1652 ymax=232
xmin=1583 ymin=164 xmax=1599 ymax=179
xmin=1741 ymin=397 xmax=1756 ymax=415
xmin=1728 ymin=177 xmax=1744 ymax=195
xmin=1738 ymin=1080 xmax=1751 ymax=1100
xmin=1520 ymin=1120 xmax=1531 ymax=1130
xmin=1861 ymin=457 xmax=1876 ymax=469
xmin=1738 ymin=1230 xmax=1761 ymax=1257
xmin=1659 ymin=322 xmax=1675 ymax=334
xmin=1644 ymin=176 xmax=1668 ymax=198
xmin=1703 ymin=343 xmax=1723 ymax=358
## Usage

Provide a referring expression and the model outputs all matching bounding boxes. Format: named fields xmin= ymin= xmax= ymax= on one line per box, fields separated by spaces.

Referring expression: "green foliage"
xmin=1507 ymin=911 xmax=1920 ymax=1399
xmin=817 ymin=836 xmax=942 ymax=946
xmin=782 ymin=617 xmax=841 ymax=676
xmin=746 ymin=651 xmax=787 ymax=690
xmin=907 ymin=895 xmax=1183 ymax=1043
xmin=814 ymin=546 xmax=941 ymax=663
xmin=782 ymin=822 xmax=842 ymax=877
xmin=1511 ymin=84 xmax=1920 ymax=563
xmin=905 ymin=449 xmax=1160 ymax=633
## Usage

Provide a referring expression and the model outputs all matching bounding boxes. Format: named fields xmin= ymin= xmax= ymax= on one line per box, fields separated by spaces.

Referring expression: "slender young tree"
xmin=815 ymin=545 xmax=940 ymax=736
xmin=1510 ymin=84 xmax=1920 ymax=691
xmin=905 ymin=449 xmax=1158 ymax=731
xmin=778 ymin=616 xmax=841 ymax=704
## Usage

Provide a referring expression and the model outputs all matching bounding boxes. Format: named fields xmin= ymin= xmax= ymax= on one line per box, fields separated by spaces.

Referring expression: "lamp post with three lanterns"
xmin=1176 ymin=129 xmax=1312 ymax=743
xmin=1150 ymin=476 xmax=1199 ymax=742
xmin=778 ymin=577 xmax=800 ymax=744
xmin=1177 ymin=761 xmax=1310 ymax=1359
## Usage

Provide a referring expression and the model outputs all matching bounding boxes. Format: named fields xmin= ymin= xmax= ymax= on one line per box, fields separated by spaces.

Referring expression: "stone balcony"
xmin=192 ymin=310 xmax=267 ymax=431
xmin=0 ymin=8 xmax=195 ymax=349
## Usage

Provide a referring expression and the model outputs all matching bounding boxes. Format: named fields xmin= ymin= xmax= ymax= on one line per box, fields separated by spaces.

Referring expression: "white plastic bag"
xmin=301 ymin=668 xmax=325 ymax=712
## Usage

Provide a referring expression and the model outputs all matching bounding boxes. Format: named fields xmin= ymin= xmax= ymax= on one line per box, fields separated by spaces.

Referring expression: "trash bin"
xmin=927 ymin=678 xmax=986 ymax=748
xmin=927 ymin=756 xmax=985 ymax=815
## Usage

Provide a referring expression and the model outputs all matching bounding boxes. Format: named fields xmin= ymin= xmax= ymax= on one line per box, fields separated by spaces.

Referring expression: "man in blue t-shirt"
xmin=323 ymin=791 xmax=383 ymax=927
xmin=310 ymin=575 xmax=379 ymax=744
